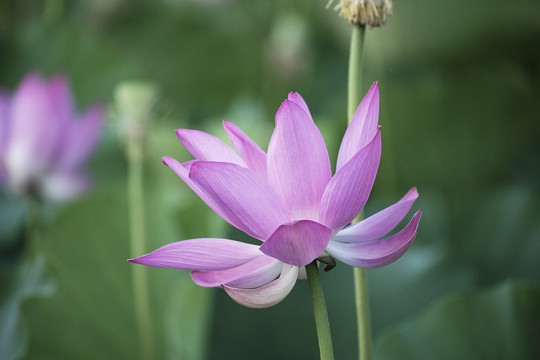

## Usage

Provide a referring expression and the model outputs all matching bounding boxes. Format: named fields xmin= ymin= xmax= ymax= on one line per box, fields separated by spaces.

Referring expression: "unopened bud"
xmin=115 ymin=82 xmax=159 ymax=144
xmin=337 ymin=0 xmax=392 ymax=27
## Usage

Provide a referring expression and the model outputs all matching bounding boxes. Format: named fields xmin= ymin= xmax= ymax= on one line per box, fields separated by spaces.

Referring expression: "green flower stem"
xmin=127 ymin=141 xmax=154 ymax=360
xmin=306 ymin=261 xmax=334 ymax=360
xmin=348 ymin=25 xmax=373 ymax=360
xmin=353 ymin=267 xmax=372 ymax=360
xmin=348 ymin=25 xmax=366 ymax=122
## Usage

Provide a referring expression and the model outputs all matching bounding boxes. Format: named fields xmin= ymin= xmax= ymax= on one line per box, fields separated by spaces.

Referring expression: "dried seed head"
xmin=334 ymin=0 xmax=393 ymax=27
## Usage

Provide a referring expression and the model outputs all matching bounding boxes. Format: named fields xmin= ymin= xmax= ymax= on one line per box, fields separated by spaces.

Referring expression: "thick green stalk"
xmin=306 ymin=261 xmax=334 ymax=360
xmin=348 ymin=26 xmax=366 ymax=121
xmin=348 ymin=25 xmax=373 ymax=360
xmin=353 ymin=267 xmax=372 ymax=360
xmin=127 ymin=141 xmax=154 ymax=360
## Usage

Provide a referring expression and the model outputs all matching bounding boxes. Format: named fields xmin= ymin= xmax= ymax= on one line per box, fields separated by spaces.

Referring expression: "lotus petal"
xmin=320 ymin=128 xmax=381 ymax=231
xmin=335 ymin=187 xmax=418 ymax=242
xmin=223 ymin=121 xmax=267 ymax=179
xmin=267 ymin=100 xmax=331 ymax=221
xmin=326 ymin=210 xmax=422 ymax=269
xmin=337 ymin=81 xmax=379 ymax=171
xmin=176 ymin=128 xmax=246 ymax=166
xmin=191 ymin=255 xmax=282 ymax=288
xmin=189 ymin=161 xmax=289 ymax=240
xmin=260 ymin=220 xmax=332 ymax=266
xmin=224 ymin=264 xmax=298 ymax=309
xmin=129 ymin=238 xmax=263 ymax=270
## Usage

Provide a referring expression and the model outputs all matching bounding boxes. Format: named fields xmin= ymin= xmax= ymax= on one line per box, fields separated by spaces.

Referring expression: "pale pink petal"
xmin=191 ymin=256 xmax=282 ymax=288
xmin=56 ymin=104 xmax=104 ymax=170
xmin=224 ymin=264 xmax=298 ymax=309
xmin=259 ymin=220 xmax=332 ymax=266
xmin=336 ymin=82 xmax=379 ymax=171
xmin=326 ymin=210 xmax=422 ymax=269
xmin=162 ymin=156 xmax=235 ymax=226
xmin=334 ymin=187 xmax=419 ymax=242
xmin=176 ymin=128 xmax=245 ymax=166
xmin=287 ymin=92 xmax=312 ymax=120
xmin=47 ymin=75 xmax=74 ymax=125
xmin=0 ymin=91 xmax=9 ymax=132
xmin=222 ymin=121 xmax=267 ymax=179
xmin=189 ymin=161 xmax=289 ymax=240
xmin=128 ymin=238 xmax=263 ymax=270
xmin=40 ymin=171 xmax=90 ymax=202
xmin=0 ymin=91 xmax=9 ymax=167
xmin=297 ymin=266 xmax=308 ymax=280
xmin=267 ymin=100 xmax=331 ymax=221
xmin=320 ymin=128 xmax=382 ymax=231
xmin=4 ymin=73 xmax=62 ymax=184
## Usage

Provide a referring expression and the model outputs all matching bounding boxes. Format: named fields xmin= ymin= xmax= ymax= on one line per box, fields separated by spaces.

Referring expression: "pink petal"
xmin=191 ymin=255 xmax=282 ymax=288
xmin=287 ymin=92 xmax=312 ymax=120
xmin=267 ymin=100 xmax=332 ymax=221
xmin=259 ymin=220 xmax=332 ymax=266
xmin=319 ymin=128 xmax=382 ymax=231
xmin=56 ymin=104 xmax=104 ymax=170
xmin=224 ymin=264 xmax=298 ymax=309
xmin=336 ymin=82 xmax=379 ymax=171
xmin=223 ymin=121 xmax=267 ymax=179
xmin=189 ymin=161 xmax=289 ymax=240
xmin=5 ymin=73 xmax=62 ymax=183
xmin=47 ymin=74 xmax=74 ymax=125
xmin=0 ymin=91 xmax=9 ymax=155
xmin=128 ymin=238 xmax=263 ymax=270
xmin=326 ymin=210 xmax=422 ymax=269
xmin=176 ymin=128 xmax=245 ymax=166
xmin=335 ymin=187 xmax=419 ymax=242
xmin=162 ymin=157 xmax=236 ymax=226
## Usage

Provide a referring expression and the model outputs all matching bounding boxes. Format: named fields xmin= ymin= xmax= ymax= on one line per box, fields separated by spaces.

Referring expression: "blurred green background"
xmin=1 ymin=0 xmax=539 ymax=359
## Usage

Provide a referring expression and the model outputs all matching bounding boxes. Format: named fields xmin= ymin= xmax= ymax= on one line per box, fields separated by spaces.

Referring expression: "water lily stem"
xmin=127 ymin=141 xmax=154 ymax=360
xmin=306 ymin=261 xmax=334 ymax=360
xmin=348 ymin=25 xmax=373 ymax=360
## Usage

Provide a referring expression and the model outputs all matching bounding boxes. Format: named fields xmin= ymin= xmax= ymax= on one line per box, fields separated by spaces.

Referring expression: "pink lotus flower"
xmin=0 ymin=72 xmax=104 ymax=201
xmin=129 ymin=82 xmax=421 ymax=308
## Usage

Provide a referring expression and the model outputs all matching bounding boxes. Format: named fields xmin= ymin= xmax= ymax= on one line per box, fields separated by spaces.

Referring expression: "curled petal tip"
xmin=327 ymin=209 xmax=422 ymax=269
xmin=284 ymin=92 xmax=312 ymax=118
xmin=368 ymin=81 xmax=379 ymax=92
xmin=161 ymin=155 xmax=173 ymax=166
xmin=224 ymin=265 xmax=298 ymax=308
xmin=279 ymin=98 xmax=292 ymax=108
xmin=175 ymin=128 xmax=193 ymax=140
xmin=401 ymin=187 xmax=419 ymax=202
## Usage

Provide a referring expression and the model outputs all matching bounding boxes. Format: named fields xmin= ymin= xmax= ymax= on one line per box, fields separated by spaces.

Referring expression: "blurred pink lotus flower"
xmin=0 ymin=72 xmax=104 ymax=201
xmin=129 ymin=82 xmax=421 ymax=308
